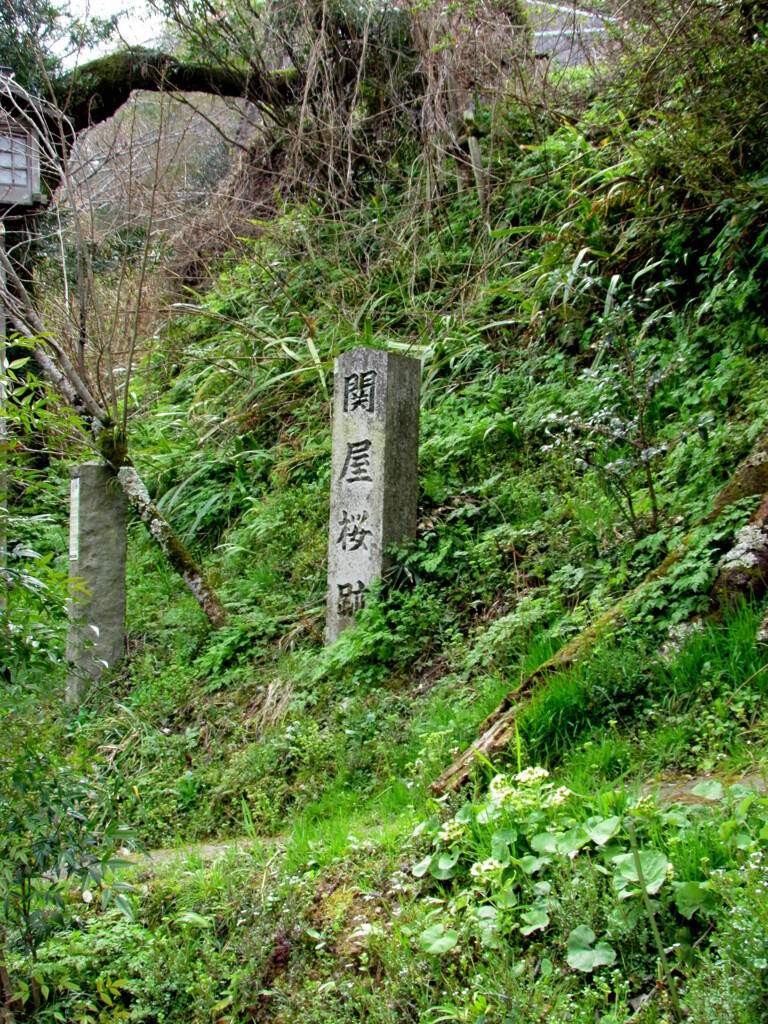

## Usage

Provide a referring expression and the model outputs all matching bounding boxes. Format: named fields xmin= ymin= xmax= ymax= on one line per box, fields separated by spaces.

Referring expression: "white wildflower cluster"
xmin=626 ymin=794 xmax=654 ymax=815
xmin=470 ymin=857 xmax=503 ymax=882
xmin=482 ymin=766 xmax=572 ymax=820
xmin=515 ymin=766 xmax=550 ymax=785
xmin=438 ymin=817 xmax=466 ymax=844
xmin=488 ymin=773 xmax=517 ymax=805
xmin=485 ymin=767 xmax=572 ymax=816
xmin=545 ymin=785 xmax=573 ymax=807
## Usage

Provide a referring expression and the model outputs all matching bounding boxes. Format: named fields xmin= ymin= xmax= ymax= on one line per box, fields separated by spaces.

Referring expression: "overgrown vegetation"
xmin=3 ymin=0 xmax=768 ymax=1018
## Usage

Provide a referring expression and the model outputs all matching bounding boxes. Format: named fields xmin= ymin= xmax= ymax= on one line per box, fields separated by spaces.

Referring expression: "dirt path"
xmin=129 ymin=836 xmax=268 ymax=872
xmin=130 ymin=770 xmax=767 ymax=874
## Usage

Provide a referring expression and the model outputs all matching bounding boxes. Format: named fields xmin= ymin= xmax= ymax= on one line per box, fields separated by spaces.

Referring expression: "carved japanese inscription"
xmin=326 ymin=348 xmax=420 ymax=643
xmin=340 ymin=439 xmax=373 ymax=482
xmin=336 ymin=510 xmax=372 ymax=551
xmin=343 ymin=370 xmax=376 ymax=413
xmin=337 ymin=580 xmax=367 ymax=616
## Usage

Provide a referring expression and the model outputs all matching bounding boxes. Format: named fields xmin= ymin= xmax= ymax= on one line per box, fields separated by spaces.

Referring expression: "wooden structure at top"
xmin=0 ymin=70 xmax=42 ymax=210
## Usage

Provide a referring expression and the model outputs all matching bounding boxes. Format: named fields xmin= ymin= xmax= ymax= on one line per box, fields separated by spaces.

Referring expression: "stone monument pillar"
xmin=66 ymin=462 xmax=127 ymax=702
xmin=326 ymin=348 xmax=420 ymax=643
xmin=0 ymin=224 xmax=7 ymax=605
xmin=0 ymin=315 xmax=6 ymax=612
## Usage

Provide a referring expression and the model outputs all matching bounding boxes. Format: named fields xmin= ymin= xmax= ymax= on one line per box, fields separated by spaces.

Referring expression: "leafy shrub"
xmin=0 ymin=753 xmax=135 ymax=957
xmin=409 ymin=767 xmax=768 ymax=1021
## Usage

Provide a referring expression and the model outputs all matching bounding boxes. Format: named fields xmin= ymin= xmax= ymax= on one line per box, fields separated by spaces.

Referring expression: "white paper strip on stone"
xmin=69 ymin=477 xmax=80 ymax=560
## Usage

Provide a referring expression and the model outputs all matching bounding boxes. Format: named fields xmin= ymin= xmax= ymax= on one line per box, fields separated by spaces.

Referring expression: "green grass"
xmin=6 ymin=44 xmax=768 ymax=1021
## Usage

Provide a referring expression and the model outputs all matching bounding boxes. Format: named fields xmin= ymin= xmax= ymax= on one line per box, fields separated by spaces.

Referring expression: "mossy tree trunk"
xmin=115 ymin=465 xmax=227 ymax=630
xmin=51 ymin=48 xmax=301 ymax=135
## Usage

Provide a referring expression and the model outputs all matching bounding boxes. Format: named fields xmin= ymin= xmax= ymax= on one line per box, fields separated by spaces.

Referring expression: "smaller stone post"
xmin=326 ymin=347 xmax=420 ymax=643
xmin=0 ymin=223 xmax=7 ymax=606
xmin=66 ymin=462 xmax=127 ymax=703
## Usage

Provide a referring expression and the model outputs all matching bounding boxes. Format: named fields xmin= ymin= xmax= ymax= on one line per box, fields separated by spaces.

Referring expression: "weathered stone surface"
xmin=1 ymin=228 xmax=7 ymax=601
xmin=66 ymin=462 xmax=127 ymax=702
xmin=326 ymin=348 xmax=420 ymax=643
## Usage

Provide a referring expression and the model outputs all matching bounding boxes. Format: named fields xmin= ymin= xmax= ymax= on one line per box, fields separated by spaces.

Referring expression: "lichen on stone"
xmin=717 ymin=524 xmax=768 ymax=572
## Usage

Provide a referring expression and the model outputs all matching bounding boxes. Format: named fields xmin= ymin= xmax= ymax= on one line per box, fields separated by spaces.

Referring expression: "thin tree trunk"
xmin=117 ymin=466 xmax=227 ymax=629
xmin=0 ymin=188 xmax=227 ymax=633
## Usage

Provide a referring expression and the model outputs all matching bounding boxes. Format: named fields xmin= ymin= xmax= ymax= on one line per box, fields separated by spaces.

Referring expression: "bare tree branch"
xmin=1 ymin=74 xmax=228 ymax=629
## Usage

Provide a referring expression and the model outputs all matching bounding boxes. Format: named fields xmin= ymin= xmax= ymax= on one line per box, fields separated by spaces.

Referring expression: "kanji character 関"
xmin=343 ymin=370 xmax=376 ymax=413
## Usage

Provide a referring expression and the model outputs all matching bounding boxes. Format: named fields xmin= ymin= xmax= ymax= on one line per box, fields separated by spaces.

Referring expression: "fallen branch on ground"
xmin=431 ymin=434 xmax=768 ymax=795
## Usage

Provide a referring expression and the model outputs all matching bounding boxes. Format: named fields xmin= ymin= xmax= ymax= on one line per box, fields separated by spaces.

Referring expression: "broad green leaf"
xmin=673 ymin=880 xmax=718 ymax=919
xmin=495 ymin=882 xmax=518 ymax=909
xmin=585 ymin=816 xmax=621 ymax=846
xmin=566 ymin=925 xmax=616 ymax=972
xmin=568 ymin=924 xmax=595 ymax=946
xmin=518 ymin=854 xmax=550 ymax=875
xmin=520 ymin=908 xmax=549 ymax=936
xmin=612 ymin=850 xmax=670 ymax=895
xmin=430 ymin=850 xmax=460 ymax=880
xmin=474 ymin=905 xmax=498 ymax=921
xmin=531 ymin=832 xmax=558 ymax=855
xmin=419 ymin=923 xmax=459 ymax=955
xmin=455 ymin=803 xmax=473 ymax=823
xmin=734 ymin=831 xmax=752 ymax=850
xmin=477 ymin=923 xmax=500 ymax=949
xmin=491 ymin=833 xmax=512 ymax=866
xmin=412 ymin=855 xmax=432 ymax=878
xmin=557 ymin=827 xmax=589 ymax=856
xmin=493 ymin=826 xmax=518 ymax=844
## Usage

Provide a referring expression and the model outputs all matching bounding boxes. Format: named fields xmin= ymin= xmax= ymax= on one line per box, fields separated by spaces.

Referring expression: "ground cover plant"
xmin=3 ymin=0 xmax=768 ymax=1018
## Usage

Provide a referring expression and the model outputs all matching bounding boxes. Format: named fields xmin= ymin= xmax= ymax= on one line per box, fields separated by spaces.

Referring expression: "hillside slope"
xmin=4 ymin=21 xmax=768 ymax=1023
